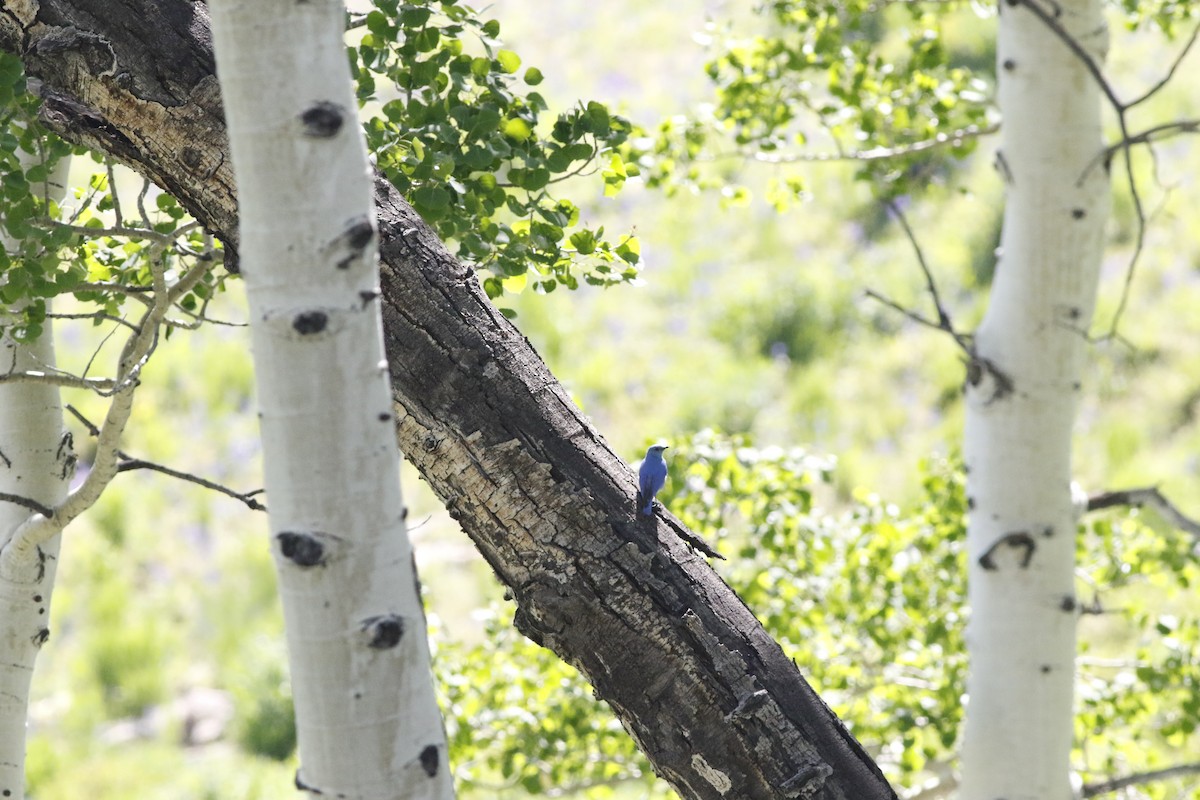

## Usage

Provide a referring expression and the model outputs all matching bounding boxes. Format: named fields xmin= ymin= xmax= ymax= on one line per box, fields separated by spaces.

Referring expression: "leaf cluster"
xmin=632 ymin=0 xmax=995 ymax=204
xmin=352 ymin=1 xmax=642 ymax=304
xmin=0 ymin=53 xmax=227 ymax=343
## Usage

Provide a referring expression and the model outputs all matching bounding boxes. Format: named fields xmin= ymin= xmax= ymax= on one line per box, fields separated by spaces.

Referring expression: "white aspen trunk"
xmin=0 ymin=157 xmax=72 ymax=800
xmin=208 ymin=2 xmax=454 ymax=797
xmin=960 ymin=1 xmax=1109 ymax=797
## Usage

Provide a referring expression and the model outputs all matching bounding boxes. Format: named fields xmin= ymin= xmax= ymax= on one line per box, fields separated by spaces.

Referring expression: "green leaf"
xmin=569 ymin=230 xmax=597 ymax=255
xmin=523 ymin=67 xmax=544 ymax=85
xmin=501 ymin=118 xmax=532 ymax=141
xmin=496 ymin=49 xmax=521 ymax=74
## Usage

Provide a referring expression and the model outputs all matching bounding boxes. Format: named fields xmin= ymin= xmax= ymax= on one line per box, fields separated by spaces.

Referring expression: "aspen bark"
xmin=0 ymin=155 xmax=72 ymax=800
xmin=960 ymin=0 xmax=1109 ymax=796
xmin=207 ymin=0 xmax=453 ymax=796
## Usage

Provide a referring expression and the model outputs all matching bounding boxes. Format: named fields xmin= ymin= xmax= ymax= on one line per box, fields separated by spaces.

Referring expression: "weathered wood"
xmin=0 ymin=3 xmax=898 ymax=797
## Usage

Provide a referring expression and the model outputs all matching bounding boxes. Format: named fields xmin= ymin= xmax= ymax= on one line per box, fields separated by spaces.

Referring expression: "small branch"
xmin=870 ymin=199 xmax=973 ymax=354
xmin=0 ymin=492 xmax=55 ymax=519
xmin=1126 ymin=19 xmax=1200 ymax=110
xmin=117 ymin=459 xmax=266 ymax=511
xmin=65 ymin=405 xmax=264 ymax=511
xmin=1085 ymin=486 xmax=1200 ymax=539
xmin=46 ymin=311 xmax=139 ymax=331
xmin=749 ymin=124 xmax=998 ymax=164
xmin=0 ymin=371 xmax=116 ymax=391
xmin=107 ymin=161 xmax=123 ymax=229
xmin=1082 ymin=761 xmax=1200 ymax=797
xmin=33 ymin=217 xmax=179 ymax=244
xmin=864 ymin=289 xmax=952 ymax=336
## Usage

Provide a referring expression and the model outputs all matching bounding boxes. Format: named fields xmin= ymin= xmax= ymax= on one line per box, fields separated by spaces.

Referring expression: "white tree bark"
xmin=208 ymin=2 xmax=454 ymax=797
xmin=960 ymin=0 xmax=1109 ymax=797
xmin=0 ymin=157 xmax=72 ymax=800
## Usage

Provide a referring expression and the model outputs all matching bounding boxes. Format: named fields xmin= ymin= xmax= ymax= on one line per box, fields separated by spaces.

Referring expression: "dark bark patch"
xmin=299 ymin=101 xmax=344 ymax=137
xmin=1071 ymin=208 xmax=1086 ymax=219
xmin=344 ymin=219 xmax=375 ymax=251
xmin=1002 ymin=58 xmax=1016 ymax=70
xmin=32 ymin=628 xmax=49 ymax=646
xmin=293 ymin=310 xmax=328 ymax=335
xmin=1060 ymin=595 xmax=1076 ymax=612
xmin=419 ymin=744 xmax=439 ymax=777
xmin=978 ymin=531 xmax=1036 ymax=570
xmin=294 ymin=769 xmax=321 ymax=794
xmin=277 ymin=531 xmax=326 ymax=567
xmin=362 ymin=614 xmax=404 ymax=649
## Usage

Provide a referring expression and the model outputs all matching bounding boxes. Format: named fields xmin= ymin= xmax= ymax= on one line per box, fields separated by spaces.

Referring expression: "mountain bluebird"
xmin=637 ymin=444 xmax=669 ymax=516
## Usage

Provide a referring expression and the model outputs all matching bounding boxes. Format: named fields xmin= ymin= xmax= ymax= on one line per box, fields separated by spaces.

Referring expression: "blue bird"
xmin=637 ymin=444 xmax=669 ymax=516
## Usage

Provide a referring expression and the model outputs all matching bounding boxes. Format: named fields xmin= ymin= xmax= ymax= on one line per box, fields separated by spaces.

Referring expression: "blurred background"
xmin=21 ymin=0 xmax=1200 ymax=797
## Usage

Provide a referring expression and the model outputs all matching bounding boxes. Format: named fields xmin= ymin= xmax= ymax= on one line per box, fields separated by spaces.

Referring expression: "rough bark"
xmin=0 ymin=2 xmax=898 ymax=797
xmin=959 ymin=0 xmax=1109 ymax=796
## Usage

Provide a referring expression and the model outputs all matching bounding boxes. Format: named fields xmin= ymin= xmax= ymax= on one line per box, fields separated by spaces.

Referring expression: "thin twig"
xmin=117 ymin=459 xmax=266 ymax=511
xmin=1082 ymin=761 xmax=1200 ymax=797
xmin=882 ymin=199 xmax=972 ymax=353
xmin=749 ymin=124 xmax=998 ymax=164
xmin=66 ymin=404 xmax=264 ymax=511
xmin=0 ymin=371 xmax=116 ymax=391
xmin=1126 ymin=18 xmax=1200 ymax=109
xmin=864 ymin=290 xmax=952 ymax=336
xmin=107 ymin=161 xmax=123 ymax=229
xmin=33 ymin=218 xmax=179 ymax=244
xmin=1085 ymin=486 xmax=1200 ymax=539
xmin=136 ymin=178 xmax=152 ymax=229
xmin=0 ymin=492 xmax=54 ymax=519
xmin=46 ymin=311 xmax=139 ymax=331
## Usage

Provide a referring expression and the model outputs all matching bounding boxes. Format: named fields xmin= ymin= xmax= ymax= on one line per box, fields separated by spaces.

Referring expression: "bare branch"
xmin=66 ymin=404 xmax=264 ymax=512
xmin=107 ymin=161 xmax=124 ymax=229
xmin=0 ymin=371 xmax=116 ymax=391
xmin=64 ymin=404 xmax=99 ymax=437
xmin=0 ymin=492 xmax=54 ymax=519
xmin=1126 ymin=19 xmax=1200 ymax=109
xmin=750 ymin=124 xmax=998 ymax=164
xmin=33 ymin=217 xmax=179 ymax=244
xmin=864 ymin=289 xmax=964 ymax=343
xmin=1085 ymin=486 xmax=1200 ymax=539
xmin=1082 ymin=761 xmax=1200 ymax=797
xmin=136 ymin=178 xmax=153 ymax=229
xmin=876 ymin=199 xmax=973 ymax=353
xmin=117 ymin=459 xmax=266 ymax=512
xmin=46 ymin=311 xmax=139 ymax=331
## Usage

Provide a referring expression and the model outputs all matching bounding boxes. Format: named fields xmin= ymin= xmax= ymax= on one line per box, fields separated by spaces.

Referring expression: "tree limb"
xmin=1082 ymin=761 xmax=1200 ymax=797
xmin=0 ymin=2 xmax=898 ymax=797
xmin=1086 ymin=486 xmax=1200 ymax=540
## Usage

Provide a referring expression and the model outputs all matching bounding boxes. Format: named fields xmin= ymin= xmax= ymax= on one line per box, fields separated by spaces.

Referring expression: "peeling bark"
xmin=0 ymin=3 xmax=897 ymax=797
